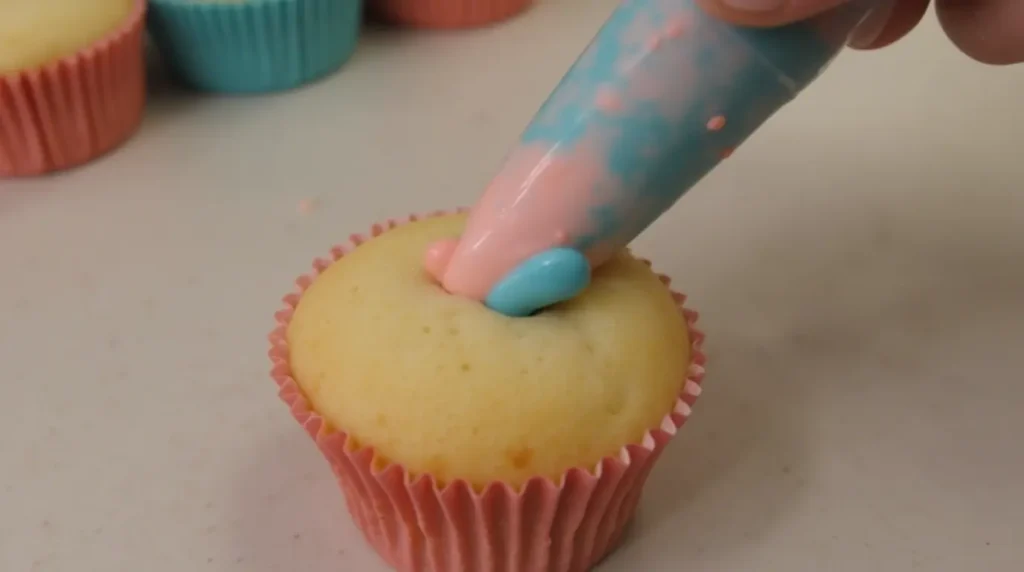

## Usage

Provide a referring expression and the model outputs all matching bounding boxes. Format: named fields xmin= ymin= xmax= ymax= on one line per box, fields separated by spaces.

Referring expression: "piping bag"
xmin=425 ymin=0 xmax=878 ymax=316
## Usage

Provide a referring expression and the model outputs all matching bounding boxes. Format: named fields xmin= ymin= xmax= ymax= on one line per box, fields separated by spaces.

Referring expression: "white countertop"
xmin=2 ymin=1 xmax=1023 ymax=570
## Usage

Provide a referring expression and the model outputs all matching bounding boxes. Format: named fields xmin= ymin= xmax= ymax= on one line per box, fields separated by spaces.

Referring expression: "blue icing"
xmin=521 ymin=1 xmax=653 ymax=148
xmin=485 ymin=248 xmax=591 ymax=317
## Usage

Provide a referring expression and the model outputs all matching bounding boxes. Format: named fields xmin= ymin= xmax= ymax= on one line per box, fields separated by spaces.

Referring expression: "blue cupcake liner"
xmin=147 ymin=0 xmax=363 ymax=94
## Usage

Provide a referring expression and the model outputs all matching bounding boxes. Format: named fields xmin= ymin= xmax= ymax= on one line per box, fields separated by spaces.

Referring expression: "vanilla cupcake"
xmin=0 ymin=0 xmax=146 ymax=176
xmin=147 ymin=0 xmax=364 ymax=93
xmin=269 ymin=212 xmax=707 ymax=571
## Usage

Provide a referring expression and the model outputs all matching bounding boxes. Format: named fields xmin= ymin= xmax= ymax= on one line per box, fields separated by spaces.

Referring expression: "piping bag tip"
xmin=425 ymin=240 xmax=590 ymax=317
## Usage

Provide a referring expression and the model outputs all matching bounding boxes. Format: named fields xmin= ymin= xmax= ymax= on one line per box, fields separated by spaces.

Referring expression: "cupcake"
xmin=269 ymin=212 xmax=706 ymax=571
xmin=146 ymin=0 xmax=364 ymax=94
xmin=370 ymin=0 xmax=532 ymax=29
xmin=0 ymin=0 xmax=146 ymax=177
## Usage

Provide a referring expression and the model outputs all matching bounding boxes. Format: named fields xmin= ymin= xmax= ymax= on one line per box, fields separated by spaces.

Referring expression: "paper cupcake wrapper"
xmin=0 ymin=0 xmax=146 ymax=177
xmin=268 ymin=210 xmax=707 ymax=572
xmin=147 ymin=0 xmax=363 ymax=94
xmin=370 ymin=0 xmax=532 ymax=29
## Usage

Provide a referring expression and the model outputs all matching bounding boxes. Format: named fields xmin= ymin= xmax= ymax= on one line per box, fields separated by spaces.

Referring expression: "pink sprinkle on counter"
xmin=297 ymin=198 xmax=318 ymax=214
xmin=706 ymin=115 xmax=726 ymax=131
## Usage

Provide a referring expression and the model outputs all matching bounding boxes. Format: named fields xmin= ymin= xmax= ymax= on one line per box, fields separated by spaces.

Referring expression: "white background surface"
xmin=2 ymin=1 xmax=1023 ymax=570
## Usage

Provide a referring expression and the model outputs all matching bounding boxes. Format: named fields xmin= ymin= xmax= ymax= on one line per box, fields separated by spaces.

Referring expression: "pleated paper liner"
xmin=146 ymin=0 xmax=364 ymax=94
xmin=0 ymin=0 xmax=146 ymax=178
xmin=370 ymin=0 xmax=533 ymax=29
xmin=268 ymin=210 xmax=707 ymax=572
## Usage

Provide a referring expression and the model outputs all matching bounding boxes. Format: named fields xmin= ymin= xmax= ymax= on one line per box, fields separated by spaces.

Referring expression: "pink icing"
xmin=595 ymin=88 xmax=625 ymax=114
xmin=424 ymin=240 xmax=457 ymax=282
xmin=428 ymin=145 xmax=609 ymax=300
xmin=706 ymin=115 xmax=726 ymax=131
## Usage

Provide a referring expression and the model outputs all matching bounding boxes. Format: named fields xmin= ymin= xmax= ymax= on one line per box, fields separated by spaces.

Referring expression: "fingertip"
xmin=848 ymin=0 xmax=930 ymax=50
xmin=936 ymin=0 xmax=1024 ymax=65
xmin=696 ymin=0 xmax=852 ymax=28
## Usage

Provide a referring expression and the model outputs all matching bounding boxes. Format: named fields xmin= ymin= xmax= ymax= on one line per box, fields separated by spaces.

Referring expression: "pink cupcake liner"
xmin=268 ymin=210 xmax=707 ymax=572
xmin=0 ymin=0 xmax=147 ymax=177
xmin=371 ymin=0 xmax=533 ymax=29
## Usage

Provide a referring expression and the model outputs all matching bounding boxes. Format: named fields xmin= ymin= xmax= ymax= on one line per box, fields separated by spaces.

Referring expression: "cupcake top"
xmin=287 ymin=214 xmax=691 ymax=488
xmin=0 ymin=0 xmax=134 ymax=74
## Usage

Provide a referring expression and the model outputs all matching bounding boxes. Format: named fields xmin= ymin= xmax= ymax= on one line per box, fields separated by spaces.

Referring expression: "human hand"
xmin=695 ymin=0 xmax=1024 ymax=65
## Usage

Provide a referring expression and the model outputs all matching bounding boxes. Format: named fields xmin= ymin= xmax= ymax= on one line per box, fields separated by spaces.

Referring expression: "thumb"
xmin=695 ymin=0 xmax=856 ymax=27
xmin=937 ymin=0 xmax=1024 ymax=65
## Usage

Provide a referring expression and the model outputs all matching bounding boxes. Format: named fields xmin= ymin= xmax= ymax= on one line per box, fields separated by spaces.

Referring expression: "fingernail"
xmin=847 ymin=0 xmax=896 ymax=48
xmin=721 ymin=0 xmax=786 ymax=11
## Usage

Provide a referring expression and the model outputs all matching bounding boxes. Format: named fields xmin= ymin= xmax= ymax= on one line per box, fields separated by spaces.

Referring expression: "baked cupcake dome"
xmin=146 ymin=0 xmax=364 ymax=94
xmin=0 ymin=0 xmax=146 ymax=176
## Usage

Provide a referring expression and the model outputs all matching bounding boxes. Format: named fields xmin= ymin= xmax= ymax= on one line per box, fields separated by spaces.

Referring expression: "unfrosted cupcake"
xmin=269 ymin=212 xmax=706 ymax=571
xmin=370 ymin=0 xmax=532 ymax=29
xmin=0 ymin=0 xmax=146 ymax=177
xmin=146 ymin=0 xmax=364 ymax=94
